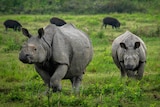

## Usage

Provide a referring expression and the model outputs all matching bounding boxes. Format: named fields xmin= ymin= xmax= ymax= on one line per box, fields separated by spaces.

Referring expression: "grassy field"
xmin=0 ymin=13 xmax=160 ymax=107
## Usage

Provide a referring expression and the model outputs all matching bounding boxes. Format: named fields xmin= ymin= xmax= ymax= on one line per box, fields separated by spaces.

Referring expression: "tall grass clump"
xmin=132 ymin=25 xmax=160 ymax=37
xmin=97 ymin=31 xmax=105 ymax=39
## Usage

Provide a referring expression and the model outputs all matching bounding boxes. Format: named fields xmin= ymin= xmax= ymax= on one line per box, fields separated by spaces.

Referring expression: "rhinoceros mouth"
xmin=19 ymin=58 xmax=29 ymax=64
xmin=125 ymin=66 xmax=138 ymax=71
xmin=27 ymin=61 xmax=34 ymax=64
xmin=20 ymin=59 xmax=33 ymax=64
xmin=125 ymin=65 xmax=135 ymax=71
xmin=126 ymin=68 xmax=134 ymax=71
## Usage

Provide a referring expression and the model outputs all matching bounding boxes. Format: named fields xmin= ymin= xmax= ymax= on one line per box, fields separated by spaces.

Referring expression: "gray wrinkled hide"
xmin=112 ymin=31 xmax=147 ymax=79
xmin=19 ymin=24 xmax=93 ymax=93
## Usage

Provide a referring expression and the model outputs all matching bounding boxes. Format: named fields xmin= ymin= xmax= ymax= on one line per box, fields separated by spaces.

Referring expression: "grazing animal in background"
xmin=111 ymin=31 xmax=147 ymax=80
xmin=50 ymin=17 xmax=66 ymax=26
xmin=19 ymin=24 xmax=93 ymax=93
xmin=3 ymin=19 xmax=22 ymax=31
xmin=102 ymin=17 xmax=120 ymax=29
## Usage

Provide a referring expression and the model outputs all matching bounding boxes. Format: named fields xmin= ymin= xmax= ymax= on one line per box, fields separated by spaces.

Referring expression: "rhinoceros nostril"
xmin=19 ymin=52 xmax=30 ymax=63
xmin=26 ymin=54 xmax=29 ymax=57
xmin=125 ymin=64 xmax=134 ymax=70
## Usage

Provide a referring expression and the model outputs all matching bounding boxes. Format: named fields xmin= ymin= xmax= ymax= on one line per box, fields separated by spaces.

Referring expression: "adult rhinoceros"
xmin=112 ymin=31 xmax=147 ymax=80
xmin=19 ymin=24 xmax=93 ymax=92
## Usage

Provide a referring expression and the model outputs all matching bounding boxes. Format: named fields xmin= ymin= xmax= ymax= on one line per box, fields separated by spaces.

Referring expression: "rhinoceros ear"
xmin=38 ymin=28 xmax=44 ymax=38
xmin=134 ymin=42 xmax=140 ymax=49
xmin=120 ymin=43 xmax=127 ymax=49
xmin=22 ymin=28 xmax=32 ymax=38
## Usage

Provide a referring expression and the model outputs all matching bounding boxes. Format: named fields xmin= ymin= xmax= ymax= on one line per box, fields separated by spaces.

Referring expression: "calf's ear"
xmin=22 ymin=28 xmax=32 ymax=38
xmin=134 ymin=42 xmax=140 ymax=49
xmin=38 ymin=28 xmax=44 ymax=38
xmin=120 ymin=42 xmax=127 ymax=49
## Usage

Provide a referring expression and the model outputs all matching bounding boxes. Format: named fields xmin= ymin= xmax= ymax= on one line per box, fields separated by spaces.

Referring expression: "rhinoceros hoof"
xmin=52 ymin=86 xmax=62 ymax=92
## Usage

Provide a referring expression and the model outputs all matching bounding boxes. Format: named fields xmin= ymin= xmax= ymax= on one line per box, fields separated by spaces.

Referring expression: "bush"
xmin=132 ymin=25 xmax=160 ymax=37
xmin=0 ymin=0 xmax=148 ymax=14
xmin=97 ymin=0 xmax=146 ymax=13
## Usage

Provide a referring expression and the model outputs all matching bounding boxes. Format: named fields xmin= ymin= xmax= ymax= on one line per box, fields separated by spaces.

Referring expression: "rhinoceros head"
xmin=19 ymin=28 xmax=47 ymax=64
xmin=116 ymin=22 xmax=120 ymax=27
xmin=120 ymin=42 xmax=140 ymax=70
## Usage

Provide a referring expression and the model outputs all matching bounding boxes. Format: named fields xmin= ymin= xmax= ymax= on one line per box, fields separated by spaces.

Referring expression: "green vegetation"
xmin=0 ymin=13 xmax=160 ymax=107
xmin=0 ymin=0 xmax=160 ymax=14
xmin=0 ymin=1 xmax=160 ymax=106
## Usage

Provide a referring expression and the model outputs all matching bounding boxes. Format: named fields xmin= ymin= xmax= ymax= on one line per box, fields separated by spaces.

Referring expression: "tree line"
xmin=0 ymin=0 xmax=159 ymax=14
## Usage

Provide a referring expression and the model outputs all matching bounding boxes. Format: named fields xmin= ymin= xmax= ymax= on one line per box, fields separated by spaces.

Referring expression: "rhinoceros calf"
xmin=19 ymin=24 xmax=93 ymax=92
xmin=112 ymin=31 xmax=147 ymax=80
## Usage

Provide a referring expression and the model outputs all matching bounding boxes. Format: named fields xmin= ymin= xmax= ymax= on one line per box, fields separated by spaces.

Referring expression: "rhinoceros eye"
xmin=34 ymin=48 xmax=37 ymax=51
xmin=28 ymin=44 xmax=37 ymax=52
xmin=32 ymin=46 xmax=37 ymax=52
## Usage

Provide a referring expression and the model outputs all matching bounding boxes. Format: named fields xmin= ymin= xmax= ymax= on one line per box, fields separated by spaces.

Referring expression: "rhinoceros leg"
xmin=120 ymin=63 xmax=126 ymax=77
xmin=70 ymin=75 xmax=83 ymax=93
xmin=105 ymin=24 xmax=107 ymax=28
xmin=120 ymin=68 xmax=126 ymax=77
xmin=50 ymin=65 xmax=68 ymax=92
xmin=35 ymin=65 xmax=50 ymax=86
xmin=136 ymin=62 xmax=145 ymax=80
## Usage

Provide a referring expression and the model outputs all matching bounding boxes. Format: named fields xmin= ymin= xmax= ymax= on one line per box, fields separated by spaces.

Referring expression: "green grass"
xmin=0 ymin=13 xmax=160 ymax=107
